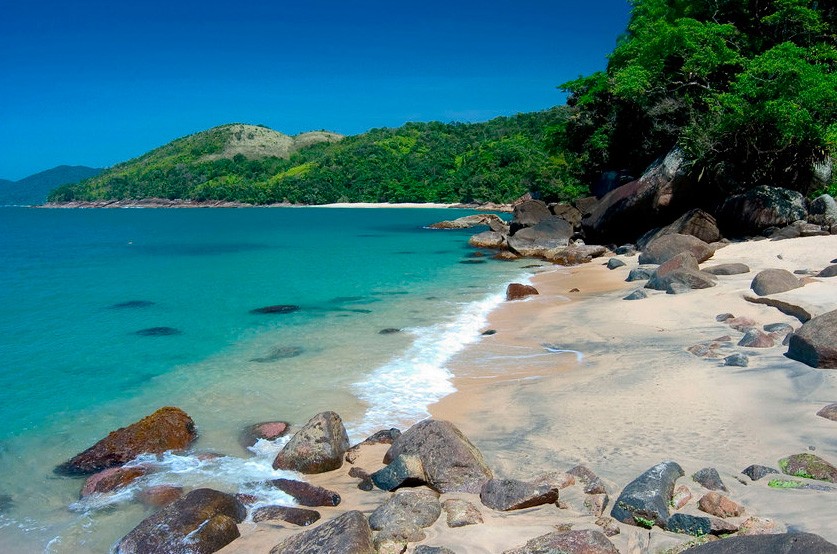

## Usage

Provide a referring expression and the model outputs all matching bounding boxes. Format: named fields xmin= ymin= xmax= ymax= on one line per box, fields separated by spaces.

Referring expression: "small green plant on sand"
xmin=768 ymin=478 xmax=804 ymax=489
xmin=633 ymin=515 xmax=656 ymax=528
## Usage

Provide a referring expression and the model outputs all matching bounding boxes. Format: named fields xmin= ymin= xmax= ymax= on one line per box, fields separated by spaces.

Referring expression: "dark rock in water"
xmin=252 ymin=505 xmax=321 ymax=526
xmin=81 ymin=466 xmax=147 ymax=496
xmin=0 ymin=494 xmax=12 ymax=513
xmin=272 ymin=411 xmax=350 ymax=474
xmin=269 ymin=510 xmax=375 ymax=554
xmin=666 ymin=513 xmax=712 ymax=537
xmin=606 ymin=258 xmax=626 ymax=270
xmin=692 ymin=467 xmax=727 ymax=491
xmin=459 ymin=258 xmax=486 ymax=264
xmin=786 ymin=309 xmax=837 ymax=368
xmin=698 ymin=492 xmax=744 ymax=518
xmin=442 ymin=498 xmax=483 ymax=528
xmin=378 ymin=328 xmax=401 ymax=335
xmin=750 ymin=268 xmax=802 ymax=296
xmin=724 ymin=353 xmax=749 ymax=367
xmin=717 ymin=186 xmax=808 ymax=237
xmin=250 ymin=346 xmax=304 ymax=363
xmin=479 ymin=478 xmax=559 ymax=511
xmin=626 ymin=266 xmax=655 ymax=281
xmin=110 ymin=300 xmax=154 ymax=309
xmin=240 ymin=421 xmax=290 ymax=448
xmin=268 ymin=478 xmax=341 ymax=507
xmin=481 ymin=329 xmax=497 ymax=336
xmin=817 ymin=403 xmax=837 ymax=421
xmin=738 ymin=328 xmax=775 ymax=348
xmin=703 ymin=263 xmax=750 ymax=276
xmin=506 ymin=283 xmax=539 ymax=301
xmin=764 ymin=322 xmax=793 ymax=335
xmin=817 ymin=264 xmax=837 ymax=277
xmin=639 ymin=233 xmax=714 ymax=264
xmin=682 ymin=532 xmax=837 ymax=553
xmin=134 ymin=326 xmax=181 ymax=336
xmin=742 ymin=464 xmax=779 ymax=481
xmin=779 ymin=453 xmax=837 ymax=483
xmin=55 ymin=406 xmax=197 ymax=476
xmin=504 ymin=529 xmax=619 ymax=554
xmin=114 ymin=488 xmax=245 ymax=554
xmin=368 ymin=488 xmax=441 ymax=534
xmin=624 ymin=289 xmax=647 ymax=301
xmin=136 ymin=485 xmax=183 ymax=507
xmin=610 ymin=460 xmax=683 ymax=528
xmin=250 ymin=304 xmax=300 ymax=315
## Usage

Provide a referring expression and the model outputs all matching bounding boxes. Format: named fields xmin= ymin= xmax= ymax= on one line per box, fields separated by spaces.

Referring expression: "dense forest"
xmin=49 ymin=0 xmax=835 ymax=206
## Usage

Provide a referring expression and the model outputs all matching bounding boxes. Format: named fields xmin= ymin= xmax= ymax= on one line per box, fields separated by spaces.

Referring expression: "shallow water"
xmin=0 ymin=206 xmax=529 ymax=552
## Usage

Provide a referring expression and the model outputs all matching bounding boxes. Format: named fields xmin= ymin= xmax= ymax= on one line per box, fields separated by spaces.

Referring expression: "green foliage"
xmin=768 ymin=478 xmax=804 ymax=488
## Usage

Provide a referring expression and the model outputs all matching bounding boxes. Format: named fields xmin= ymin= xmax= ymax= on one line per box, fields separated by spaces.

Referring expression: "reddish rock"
xmin=698 ymin=492 xmax=745 ymax=518
xmin=727 ymin=316 xmax=757 ymax=332
xmin=136 ymin=485 xmax=184 ymax=507
xmin=55 ymin=407 xmax=197 ymax=476
xmin=81 ymin=466 xmax=147 ymax=497
xmin=505 ymin=529 xmax=619 ymax=554
xmin=672 ymin=484 xmax=693 ymax=509
xmin=268 ymin=478 xmax=341 ymax=506
xmin=585 ymin=493 xmax=609 ymax=517
xmin=506 ymin=283 xmax=539 ymax=301
xmin=738 ymin=329 xmax=775 ymax=348
xmin=817 ymin=403 xmax=837 ymax=421
xmin=737 ymin=516 xmax=778 ymax=535
xmin=442 ymin=498 xmax=484 ymax=528
xmin=272 ymin=411 xmax=350 ymax=474
xmin=240 ymin=421 xmax=289 ymax=448
xmin=252 ymin=505 xmax=321 ymax=526
xmin=480 ymin=478 xmax=559 ymax=511
xmin=269 ymin=510 xmax=375 ymax=554
xmin=595 ymin=516 xmax=621 ymax=537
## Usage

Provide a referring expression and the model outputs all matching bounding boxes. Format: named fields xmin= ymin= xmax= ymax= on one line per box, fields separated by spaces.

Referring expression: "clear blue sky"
xmin=0 ymin=0 xmax=631 ymax=180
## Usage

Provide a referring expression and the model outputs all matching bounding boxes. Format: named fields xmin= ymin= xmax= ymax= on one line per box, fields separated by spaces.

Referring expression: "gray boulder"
xmin=639 ymin=233 xmax=714 ymax=264
xmin=626 ymin=266 xmax=656 ymax=281
xmin=269 ymin=510 xmax=375 ymax=554
xmin=272 ymin=411 xmax=350 ymax=473
xmin=504 ymin=529 xmax=619 ymax=554
xmin=683 ymin=532 xmax=837 ymax=553
xmin=666 ymin=513 xmax=712 ymax=537
xmin=718 ymin=186 xmax=807 ymax=237
xmin=610 ymin=460 xmax=684 ymax=528
xmin=479 ymin=478 xmax=559 ymax=511
xmin=817 ymin=264 xmax=837 ymax=277
xmin=786 ymin=309 xmax=837 ymax=368
xmin=741 ymin=464 xmax=779 ymax=481
xmin=637 ymin=208 xmax=721 ymax=249
xmin=750 ymin=268 xmax=802 ymax=296
xmin=624 ymin=289 xmax=648 ymax=300
xmin=607 ymin=258 xmax=626 ymax=269
xmin=542 ymin=244 xmax=608 ymax=265
xmin=252 ymin=506 xmax=321 ymax=526
xmin=646 ymin=253 xmax=717 ymax=293
xmin=692 ymin=467 xmax=727 ymax=491
xmin=508 ymin=216 xmax=573 ymax=256
xmin=817 ymin=403 xmax=837 ymax=421
xmin=368 ymin=488 xmax=441 ymax=538
xmin=512 ymin=199 xmax=552 ymax=228
xmin=442 ymin=498 xmax=483 ymax=527
xmin=809 ymin=194 xmax=837 ymax=227
xmin=703 ymin=263 xmax=750 ymax=276
xmin=468 ymin=231 xmax=507 ymax=249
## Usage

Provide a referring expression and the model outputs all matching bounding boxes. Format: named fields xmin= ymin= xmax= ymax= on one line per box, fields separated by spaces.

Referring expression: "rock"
xmin=378 ymin=328 xmax=401 ymax=335
xmin=250 ymin=346 xmax=304 ymax=363
xmin=692 ymin=468 xmax=727 ymax=492
xmin=428 ymin=214 xmax=507 ymax=230
xmin=764 ymin=322 xmax=793 ymax=335
xmin=371 ymin=453 xmax=426 ymax=491
xmin=493 ymin=251 xmax=520 ymax=261
xmin=550 ymin=203 xmax=584 ymax=228
xmin=135 ymin=326 xmax=182 ymax=336
xmin=716 ymin=313 xmax=734 ymax=322
xmin=742 ymin=464 xmax=779 ymax=481
xmin=532 ymin=471 xmax=576 ymax=490
xmin=81 ymin=466 xmax=147 ymax=497
xmin=110 ymin=300 xmax=155 ymax=309
xmin=808 ymin=194 xmax=837 ymax=226
xmin=723 ymin=353 xmax=749 ymax=367
xmin=267 ymin=478 xmax=341 ymax=506
xmin=272 ymin=411 xmax=350 ymax=473
xmin=646 ymin=267 xmax=717 ymax=293
xmin=442 ymin=498 xmax=483 ymax=527
xmin=697 ymin=492 xmax=744 ymax=518
xmin=506 ymin=283 xmax=539 ymax=301
xmin=703 ymin=263 xmax=750 ymax=276
xmin=414 ymin=547 xmax=456 ymax=554
xmin=381 ymin=419 xmax=493 ymax=494
xmin=779 ymin=453 xmax=837 ymax=482
xmin=250 ymin=304 xmax=300 ymax=315
xmin=584 ymin=493 xmax=609 ymax=516
xmin=508 ymin=216 xmax=574 ymax=256
xmin=55 ymin=407 xmax=197 ymax=476
xmin=817 ymin=403 xmax=837 ymax=421
xmin=348 ymin=467 xmax=374 ymax=491
xmin=744 ymin=295 xmax=812 ymax=322
xmin=786 ymin=309 xmax=837 ymax=368
xmin=717 ymin=186 xmax=808 ymax=237
xmin=750 ymin=269 xmax=802 ymax=296
xmin=667 ymin=513 xmax=712 ymax=537
xmin=113 ymin=488 xmax=245 ymax=554
xmin=626 ymin=266 xmax=655 ymax=281
xmin=672 ymin=484 xmax=692 ymax=509
xmin=624 ymin=289 xmax=648 ymax=300
xmin=606 ymin=258 xmax=626 ymax=269
xmin=738 ymin=329 xmax=775 ymax=348
xmin=512 ymin=199 xmax=552 ymax=229
xmin=252 ymin=506 xmax=321 ymax=526
xmin=727 ymin=316 xmax=757 ymax=332
xmin=136 ymin=485 xmax=183 ymax=507
xmin=683 ymin=532 xmax=837 ymax=553
xmin=737 ymin=516 xmax=778 ymax=535
xmin=240 ymin=421 xmax=290 ymax=448
xmin=469 ymin=231 xmax=507 ymax=249
xmin=817 ymin=264 xmax=837 ymax=277
xmin=369 ymin=488 xmax=441 ymax=533
xmin=768 ymin=220 xmax=830 ymax=240
xmin=709 ymin=517 xmax=740 ymax=535
xmin=610 ymin=460 xmax=684 ymax=528
xmin=638 ymin=209 xmax=722 ymax=249
xmin=504 ymin=529 xmax=619 ymax=554
xmin=269 ymin=510 xmax=375 ymax=554
xmin=479 ymin=478 xmax=559 ymax=511
xmin=543 ymin=244 xmax=608 ymax=265
xmin=639 ymin=233 xmax=714 ymax=265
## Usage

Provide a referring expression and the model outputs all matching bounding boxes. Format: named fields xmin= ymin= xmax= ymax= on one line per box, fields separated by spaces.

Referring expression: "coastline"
xmin=35 ymin=199 xmax=513 ymax=211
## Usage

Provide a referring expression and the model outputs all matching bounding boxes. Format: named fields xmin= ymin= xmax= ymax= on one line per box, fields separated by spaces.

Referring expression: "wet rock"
xmin=504 ymin=529 xmax=619 ymax=554
xmin=817 ymin=264 xmax=837 ymax=277
xmin=672 ymin=484 xmax=692 ymax=509
xmin=717 ymin=186 xmax=808 ymax=237
xmin=623 ymin=289 xmax=648 ymax=300
xmin=250 ymin=304 xmax=300 ymax=314
xmin=240 ymin=421 xmax=290 ymax=448
xmin=816 ymin=403 xmax=837 ymax=421
xmin=381 ymin=419 xmax=493 ymax=494
xmin=750 ymin=268 xmax=802 ymax=296
xmin=81 ymin=466 xmax=147 ymax=497
xmin=55 ymin=407 xmax=197 ymax=476
xmin=703 ymin=263 xmax=750 ymax=276
xmin=697 ymin=492 xmax=744 ymax=518
xmin=442 ymin=498 xmax=483 ymax=527
xmin=683 ymin=532 xmax=837 ymax=553
xmin=369 ymin=488 xmax=441 ymax=536
xmin=250 ymin=346 xmax=304 ymax=363
xmin=378 ymin=328 xmax=401 ymax=335
xmin=738 ymin=329 xmax=775 ymax=348
xmin=114 ymin=488 xmax=245 ymax=554
xmin=269 ymin=510 xmax=375 ymax=554
xmin=610 ymin=460 xmax=684 ymax=528
xmin=626 ymin=266 xmax=655 ymax=281
xmin=692 ymin=468 xmax=727 ymax=492
xmin=135 ymin=326 xmax=181 ymax=336
xmin=723 ymin=353 xmax=749 ymax=367
xmin=786 ymin=309 xmax=837 ymax=368
xmin=606 ymin=258 xmax=626 ymax=269
xmin=110 ymin=300 xmax=154 ymax=309
xmin=779 ymin=453 xmax=837 ymax=482
xmin=479 ymin=478 xmax=559 ymax=511
xmin=763 ymin=322 xmax=793 ymax=335
xmin=267 ymin=478 xmax=341 ymax=506
xmin=506 ymin=283 xmax=539 ymax=301
xmin=469 ymin=231 xmax=507 ymax=249
xmin=272 ymin=411 xmax=350 ymax=474
xmin=639 ymin=234 xmax=714 ymax=265
xmin=667 ymin=513 xmax=712 ymax=537
xmin=742 ymin=464 xmax=779 ymax=481
xmin=252 ymin=506 xmax=321 ymax=526
xmin=371 ymin=453 xmax=426 ymax=491
xmin=136 ymin=485 xmax=183 ymax=507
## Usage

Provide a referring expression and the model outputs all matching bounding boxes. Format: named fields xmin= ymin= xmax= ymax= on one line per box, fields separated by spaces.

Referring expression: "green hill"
xmin=1 ymin=165 xmax=103 ymax=205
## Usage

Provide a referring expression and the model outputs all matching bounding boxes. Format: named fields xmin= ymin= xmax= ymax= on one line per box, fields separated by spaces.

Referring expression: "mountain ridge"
xmin=1 ymin=165 xmax=103 ymax=205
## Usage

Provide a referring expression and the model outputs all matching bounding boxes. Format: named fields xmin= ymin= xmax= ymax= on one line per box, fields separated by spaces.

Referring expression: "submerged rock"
xmin=110 ymin=300 xmax=154 ymax=309
xmin=134 ymin=326 xmax=181 ymax=336
xmin=269 ymin=510 xmax=375 ymax=554
xmin=610 ymin=460 xmax=684 ymax=528
xmin=272 ymin=411 xmax=350 ymax=474
xmin=239 ymin=421 xmax=290 ymax=448
xmin=81 ymin=466 xmax=147 ymax=497
xmin=250 ymin=346 xmax=304 ymax=363
xmin=250 ymin=304 xmax=300 ymax=315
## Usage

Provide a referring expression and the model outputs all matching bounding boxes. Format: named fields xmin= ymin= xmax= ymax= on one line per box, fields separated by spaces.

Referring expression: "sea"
xmin=0 ymin=206 xmax=534 ymax=552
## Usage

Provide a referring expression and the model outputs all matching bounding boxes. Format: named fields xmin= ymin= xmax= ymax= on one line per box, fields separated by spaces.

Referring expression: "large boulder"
xmin=507 ymin=216 xmax=573 ymax=256
xmin=543 ymin=244 xmax=608 ymax=265
xmin=703 ymin=263 xmax=750 ymax=276
xmin=717 ymin=186 xmax=807 ymax=237
xmin=55 ymin=407 xmax=197 ymax=476
xmin=81 ymin=466 xmax=147 ymax=497
xmin=808 ymin=194 xmax=837 ymax=227
xmin=506 ymin=283 xmax=539 ymax=301
xmin=504 ymin=529 xmax=619 ymax=554
xmin=645 ymin=252 xmax=717 ymax=293
xmin=779 ymin=453 xmax=837 ymax=483
xmin=610 ymin=460 xmax=684 ymax=528
xmin=638 ymin=234 xmax=714 ymax=264
xmin=429 ymin=214 xmax=508 ymax=232
xmin=511 ymin=200 xmax=552 ymax=230
xmin=750 ymin=268 xmax=802 ymax=296
xmin=114 ymin=488 xmax=246 ymax=554
xmin=479 ymin=478 xmax=559 ymax=511
xmin=380 ymin=419 xmax=493 ymax=494
xmin=368 ymin=488 xmax=441 ymax=542
xmin=272 ymin=411 xmax=350 ymax=473
xmin=786 ymin=309 xmax=837 ymax=368
xmin=468 ymin=231 xmax=507 ymax=249
xmin=269 ymin=510 xmax=375 ymax=554
xmin=683 ymin=532 xmax=837 ymax=553
xmin=637 ymin=209 xmax=721 ymax=249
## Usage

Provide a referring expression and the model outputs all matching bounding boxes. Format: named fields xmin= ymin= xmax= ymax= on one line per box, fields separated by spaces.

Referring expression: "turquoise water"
xmin=0 ymin=207 xmax=528 ymax=552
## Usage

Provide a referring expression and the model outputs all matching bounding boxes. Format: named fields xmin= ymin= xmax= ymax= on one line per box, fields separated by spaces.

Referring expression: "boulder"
xmin=267 ymin=478 xmax=341 ymax=506
xmin=769 ymin=220 xmax=830 ymax=240
xmin=637 ymin=209 xmax=721 ymax=249
xmin=671 ymin=484 xmax=692 ymax=509
xmin=504 ymin=529 xmax=619 ymax=554
xmin=817 ymin=264 xmax=837 ymax=278
xmin=428 ymin=214 xmax=507 ymax=231
xmin=738 ymin=329 xmax=775 ymax=348
xmin=272 ymin=411 xmax=350 ymax=473
xmin=624 ymin=289 xmax=648 ymax=300
xmin=136 ymin=485 xmax=183 ymax=507
xmin=666 ymin=513 xmax=712 ymax=537
xmin=742 ymin=465 xmax=779 ymax=481
xmin=240 ymin=421 xmax=289 ymax=448
xmin=692 ymin=467 xmax=727 ymax=491
xmin=698 ymin=492 xmax=745 ymax=518
xmin=550 ymin=203 xmax=584 ymax=228
xmin=368 ymin=488 xmax=441 ymax=533
xmin=638 ymin=233 xmax=714 ymax=264
xmin=607 ymin=258 xmax=626 ymax=269
xmin=543 ymin=244 xmax=608 ymax=265
xmin=381 ymin=419 xmax=493 ymax=494
xmin=703 ymin=263 xmax=751 ymax=276
xmin=584 ymin=493 xmax=609 ymax=517
xmin=269 ymin=510 xmax=375 ymax=554
xmin=252 ymin=506 xmax=321 ymax=526
xmin=610 ymin=460 xmax=684 ymax=528
xmin=646 ymin=267 xmax=717 ymax=294
xmin=595 ymin=517 xmax=621 ymax=537
xmin=786 ymin=309 xmax=837 ymax=368
xmin=626 ymin=266 xmax=655 ymax=281
xmin=817 ymin=403 xmax=837 ymax=421
xmin=113 ymin=488 xmax=245 ymax=554
xmin=682 ymin=532 xmax=837 ymax=553
xmin=469 ymin=231 xmax=507 ymax=249
xmin=724 ymin=353 xmax=749 ymax=367
xmin=511 ymin=200 xmax=552 ymax=229
xmin=415 ymin=547 xmax=456 ymax=554
xmin=55 ymin=407 xmax=197 ymax=476
xmin=506 ymin=283 xmax=539 ymax=301
xmin=717 ymin=186 xmax=807 ymax=237
xmin=507 ymin=216 xmax=573 ymax=256
xmin=744 ymin=295 xmax=812 ymax=322
xmin=81 ymin=466 xmax=147 ymax=497
xmin=479 ymin=478 xmax=559 ymax=511
xmin=442 ymin=498 xmax=483 ymax=527
xmin=779 ymin=453 xmax=837 ymax=483
xmin=750 ymin=268 xmax=802 ymax=296
xmin=370 ymin=453 xmax=426 ymax=491
xmin=808 ymin=194 xmax=837 ymax=227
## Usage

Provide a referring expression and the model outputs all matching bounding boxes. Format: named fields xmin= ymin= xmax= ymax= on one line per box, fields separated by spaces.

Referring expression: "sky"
xmin=0 ymin=0 xmax=632 ymax=180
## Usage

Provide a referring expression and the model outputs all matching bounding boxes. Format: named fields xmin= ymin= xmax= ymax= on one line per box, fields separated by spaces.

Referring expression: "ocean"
xmin=0 ymin=206 xmax=530 ymax=552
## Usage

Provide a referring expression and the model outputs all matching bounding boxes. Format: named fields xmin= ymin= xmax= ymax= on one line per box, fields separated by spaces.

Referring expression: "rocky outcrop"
xmin=504 ymin=529 xmax=619 ymax=554
xmin=428 ymin=214 xmax=508 ymax=232
xmin=786 ymin=309 xmax=837 ymax=368
xmin=506 ymin=283 xmax=539 ymax=301
xmin=114 ymin=488 xmax=245 ymax=554
xmin=55 ymin=407 xmax=197 ymax=476
xmin=638 ymin=234 xmax=714 ymax=264
xmin=683 ymin=532 xmax=837 ymax=553
xmin=507 ymin=217 xmax=574 ymax=256
xmin=468 ymin=231 xmax=507 ymax=249
xmin=269 ymin=510 xmax=375 ymax=554
xmin=750 ymin=268 xmax=802 ymax=296
xmin=637 ymin=209 xmax=721 ymax=249
xmin=611 ymin=460 xmax=684 ymax=528
xmin=479 ymin=478 xmax=559 ymax=511
xmin=511 ymin=200 xmax=552 ymax=230
xmin=267 ymin=478 xmax=341 ymax=506
xmin=81 ymin=466 xmax=147 ymax=497
xmin=717 ymin=186 xmax=807 ymax=237
xmin=779 ymin=453 xmax=837 ymax=483
xmin=272 ymin=411 xmax=350 ymax=473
